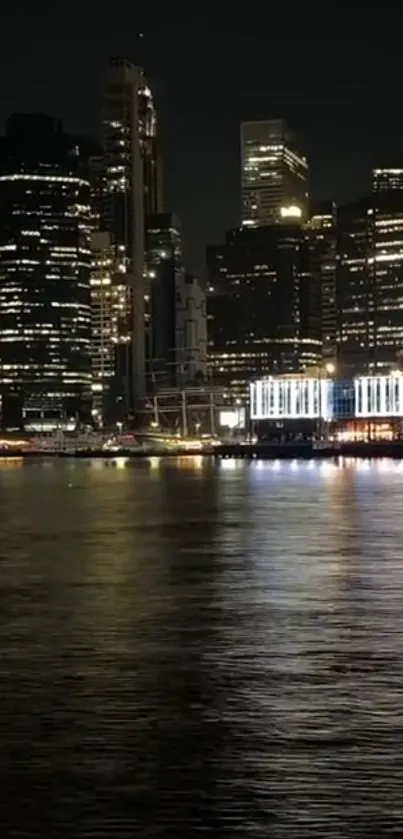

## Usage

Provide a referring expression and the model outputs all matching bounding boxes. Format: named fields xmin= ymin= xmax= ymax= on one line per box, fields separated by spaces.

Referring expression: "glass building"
xmin=0 ymin=114 xmax=92 ymax=429
xmin=241 ymin=119 xmax=308 ymax=228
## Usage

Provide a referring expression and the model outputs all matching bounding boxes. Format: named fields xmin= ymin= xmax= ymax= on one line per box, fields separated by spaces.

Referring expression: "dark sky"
xmin=0 ymin=1 xmax=402 ymax=274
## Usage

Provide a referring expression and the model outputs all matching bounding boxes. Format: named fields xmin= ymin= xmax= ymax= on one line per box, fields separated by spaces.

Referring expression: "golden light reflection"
xmin=175 ymin=455 xmax=203 ymax=470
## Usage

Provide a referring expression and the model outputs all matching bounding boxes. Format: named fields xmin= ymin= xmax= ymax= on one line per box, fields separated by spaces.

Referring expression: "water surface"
xmin=1 ymin=457 xmax=403 ymax=836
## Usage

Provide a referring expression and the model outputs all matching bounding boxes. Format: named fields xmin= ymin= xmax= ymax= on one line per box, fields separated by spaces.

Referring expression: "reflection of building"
xmin=146 ymin=214 xmax=207 ymax=388
xmin=337 ymin=192 xmax=403 ymax=378
xmin=206 ymin=224 xmax=321 ymax=402
xmin=0 ymin=114 xmax=92 ymax=429
xmin=307 ymin=201 xmax=337 ymax=364
xmin=102 ymin=57 xmax=162 ymax=407
xmin=241 ymin=119 xmax=308 ymax=227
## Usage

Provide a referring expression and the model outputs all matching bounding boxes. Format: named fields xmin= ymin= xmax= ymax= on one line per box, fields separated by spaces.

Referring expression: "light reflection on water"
xmin=1 ymin=457 xmax=403 ymax=836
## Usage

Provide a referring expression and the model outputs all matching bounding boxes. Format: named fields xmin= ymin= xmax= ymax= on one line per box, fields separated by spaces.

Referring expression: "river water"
xmin=1 ymin=456 xmax=403 ymax=836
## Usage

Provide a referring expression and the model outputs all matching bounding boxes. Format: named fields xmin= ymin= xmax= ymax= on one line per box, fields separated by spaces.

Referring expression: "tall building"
xmin=102 ymin=57 xmax=162 ymax=409
xmin=337 ymin=191 xmax=403 ymax=378
xmin=146 ymin=213 xmax=183 ymax=387
xmin=241 ymin=119 xmax=308 ymax=228
xmin=0 ymin=114 xmax=92 ymax=429
xmin=146 ymin=214 xmax=207 ymax=388
xmin=307 ymin=201 xmax=337 ymax=365
xmin=207 ymin=225 xmax=321 ymax=402
xmin=89 ymin=231 xmax=120 ymax=421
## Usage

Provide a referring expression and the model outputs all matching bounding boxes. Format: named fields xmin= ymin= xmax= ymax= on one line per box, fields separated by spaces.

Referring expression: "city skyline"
xmin=1 ymin=4 xmax=403 ymax=274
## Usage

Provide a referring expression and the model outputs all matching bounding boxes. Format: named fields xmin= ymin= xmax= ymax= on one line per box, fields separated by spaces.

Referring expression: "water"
xmin=1 ymin=456 xmax=403 ymax=837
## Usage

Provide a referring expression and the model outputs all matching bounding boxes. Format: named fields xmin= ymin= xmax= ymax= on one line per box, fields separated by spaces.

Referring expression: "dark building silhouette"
xmin=206 ymin=224 xmax=321 ymax=402
xmin=146 ymin=213 xmax=183 ymax=388
xmin=0 ymin=114 xmax=92 ymax=429
xmin=101 ymin=58 xmax=162 ymax=409
xmin=146 ymin=214 xmax=207 ymax=389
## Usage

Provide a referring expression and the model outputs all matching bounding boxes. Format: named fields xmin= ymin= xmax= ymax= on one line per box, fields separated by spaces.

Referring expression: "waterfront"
xmin=1 ymin=458 xmax=403 ymax=836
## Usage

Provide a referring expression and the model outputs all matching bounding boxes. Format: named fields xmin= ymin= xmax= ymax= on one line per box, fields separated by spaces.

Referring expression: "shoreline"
xmin=2 ymin=441 xmax=403 ymax=460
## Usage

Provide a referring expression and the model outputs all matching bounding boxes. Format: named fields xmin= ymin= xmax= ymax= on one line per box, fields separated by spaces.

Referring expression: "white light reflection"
xmin=220 ymin=457 xmax=239 ymax=469
xmin=148 ymin=456 xmax=160 ymax=470
xmin=114 ymin=457 xmax=128 ymax=469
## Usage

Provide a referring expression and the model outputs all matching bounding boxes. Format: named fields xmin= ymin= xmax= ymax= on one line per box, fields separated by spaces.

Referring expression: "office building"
xmin=0 ymin=114 xmax=92 ymax=429
xmin=373 ymin=163 xmax=403 ymax=193
xmin=102 ymin=57 xmax=162 ymax=409
xmin=307 ymin=201 xmax=337 ymax=365
xmin=146 ymin=214 xmax=207 ymax=388
xmin=207 ymin=224 xmax=321 ymax=402
xmin=90 ymin=230 xmax=121 ymax=421
xmin=146 ymin=213 xmax=183 ymax=387
xmin=241 ymin=119 xmax=308 ymax=228
xmin=337 ymin=191 xmax=403 ymax=378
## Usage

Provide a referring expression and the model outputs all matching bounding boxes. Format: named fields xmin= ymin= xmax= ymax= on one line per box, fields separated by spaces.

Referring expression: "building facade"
xmin=307 ymin=201 xmax=337 ymax=365
xmin=207 ymin=224 xmax=321 ymax=402
xmin=337 ymin=192 xmax=403 ymax=378
xmin=176 ymin=273 xmax=207 ymax=384
xmin=146 ymin=213 xmax=183 ymax=388
xmin=0 ymin=114 xmax=92 ymax=429
xmin=102 ymin=57 xmax=162 ymax=409
xmin=241 ymin=119 xmax=308 ymax=228
xmin=146 ymin=215 xmax=207 ymax=388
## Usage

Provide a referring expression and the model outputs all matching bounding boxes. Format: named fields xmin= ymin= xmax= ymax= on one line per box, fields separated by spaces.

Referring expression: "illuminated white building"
xmin=250 ymin=377 xmax=333 ymax=421
xmin=250 ymin=374 xmax=403 ymax=421
xmin=241 ymin=119 xmax=308 ymax=227
xmin=354 ymin=375 xmax=403 ymax=418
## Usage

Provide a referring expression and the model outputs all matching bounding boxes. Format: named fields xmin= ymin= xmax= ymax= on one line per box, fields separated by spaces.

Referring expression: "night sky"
xmin=0 ymin=1 xmax=402 ymax=275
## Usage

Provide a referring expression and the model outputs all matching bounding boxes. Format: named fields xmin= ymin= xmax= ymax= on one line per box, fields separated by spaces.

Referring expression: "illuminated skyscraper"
xmin=0 ymin=114 xmax=92 ymax=429
xmin=337 ymin=192 xmax=403 ymax=377
xmin=241 ymin=119 xmax=308 ymax=227
xmin=307 ymin=201 xmax=337 ymax=365
xmin=207 ymin=225 xmax=321 ymax=402
xmin=102 ymin=57 xmax=162 ymax=409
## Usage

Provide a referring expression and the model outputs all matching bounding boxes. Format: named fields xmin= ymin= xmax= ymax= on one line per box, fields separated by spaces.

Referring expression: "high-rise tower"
xmin=102 ymin=57 xmax=162 ymax=410
xmin=241 ymin=119 xmax=308 ymax=227
xmin=0 ymin=114 xmax=92 ymax=429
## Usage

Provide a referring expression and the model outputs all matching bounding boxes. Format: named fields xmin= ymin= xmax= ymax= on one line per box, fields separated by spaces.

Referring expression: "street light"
xmin=325 ymin=362 xmax=335 ymax=376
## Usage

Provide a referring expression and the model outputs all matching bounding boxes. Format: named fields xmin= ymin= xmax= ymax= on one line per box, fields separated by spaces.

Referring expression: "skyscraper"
xmin=207 ymin=225 xmax=321 ymax=402
xmin=241 ymin=119 xmax=308 ymax=228
xmin=307 ymin=201 xmax=337 ymax=366
xmin=337 ymin=191 xmax=403 ymax=378
xmin=102 ymin=57 xmax=162 ymax=410
xmin=0 ymin=114 xmax=92 ymax=429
